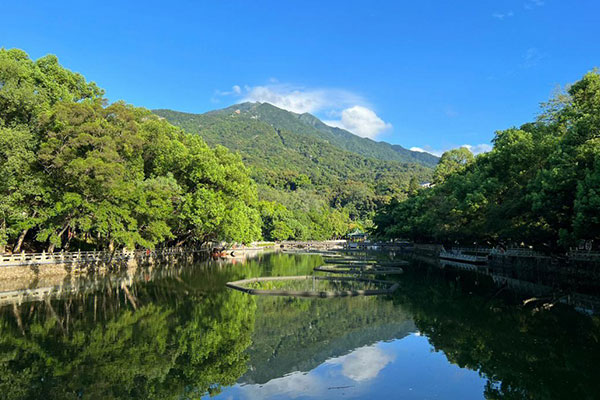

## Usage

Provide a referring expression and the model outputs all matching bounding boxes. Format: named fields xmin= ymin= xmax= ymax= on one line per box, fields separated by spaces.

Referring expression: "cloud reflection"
xmin=326 ymin=344 xmax=395 ymax=382
xmin=234 ymin=343 xmax=394 ymax=399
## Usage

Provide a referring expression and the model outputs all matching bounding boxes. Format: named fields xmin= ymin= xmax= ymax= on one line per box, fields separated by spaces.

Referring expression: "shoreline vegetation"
xmin=374 ymin=69 xmax=600 ymax=253
xmin=0 ymin=48 xmax=262 ymax=253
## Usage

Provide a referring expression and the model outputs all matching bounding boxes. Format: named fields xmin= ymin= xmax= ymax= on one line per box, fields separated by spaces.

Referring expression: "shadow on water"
xmin=0 ymin=251 xmax=597 ymax=399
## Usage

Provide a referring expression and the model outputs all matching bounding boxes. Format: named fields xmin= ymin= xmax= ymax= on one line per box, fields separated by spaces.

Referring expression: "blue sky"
xmin=2 ymin=0 xmax=599 ymax=155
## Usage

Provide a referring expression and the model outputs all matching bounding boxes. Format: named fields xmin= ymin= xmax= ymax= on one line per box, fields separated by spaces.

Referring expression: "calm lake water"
xmin=1 ymin=251 xmax=599 ymax=399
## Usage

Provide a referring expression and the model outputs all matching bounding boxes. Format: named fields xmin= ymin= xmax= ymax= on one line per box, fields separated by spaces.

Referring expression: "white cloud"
xmin=521 ymin=47 xmax=544 ymax=68
xmin=326 ymin=344 xmax=394 ymax=382
xmin=462 ymin=143 xmax=493 ymax=154
xmin=215 ymin=85 xmax=244 ymax=97
xmin=218 ymin=81 xmax=393 ymax=140
xmin=525 ymin=0 xmax=544 ymax=9
xmin=242 ymin=83 xmax=363 ymax=114
xmin=410 ymin=144 xmax=492 ymax=157
xmin=492 ymin=11 xmax=514 ymax=19
xmin=324 ymin=106 xmax=392 ymax=139
xmin=239 ymin=371 xmax=326 ymax=400
xmin=232 ymin=343 xmax=397 ymax=399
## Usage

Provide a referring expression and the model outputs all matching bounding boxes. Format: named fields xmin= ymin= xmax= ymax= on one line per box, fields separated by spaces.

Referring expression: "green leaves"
xmin=375 ymin=70 xmax=600 ymax=249
xmin=155 ymin=106 xmax=434 ymax=238
xmin=0 ymin=49 xmax=263 ymax=251
xmin=432 ymin=147 xmax=474 ymax=184
xmin=0 ymin=48 xmax=102 ymax=126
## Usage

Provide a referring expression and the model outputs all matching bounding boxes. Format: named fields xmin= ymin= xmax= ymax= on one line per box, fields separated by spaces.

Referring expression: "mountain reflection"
xmin=242 ymin=294 xmax=414 ymax=385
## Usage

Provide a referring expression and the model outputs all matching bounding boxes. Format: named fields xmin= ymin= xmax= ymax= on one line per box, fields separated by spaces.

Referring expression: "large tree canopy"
xmin=0 ymin=48 xmax=261 ymax=251
xmin=374 ymin=70 xmax=600 ymax=250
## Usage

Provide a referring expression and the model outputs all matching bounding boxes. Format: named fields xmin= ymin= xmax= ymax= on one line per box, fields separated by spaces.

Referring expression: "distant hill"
xmin=204 ymin=102 xmax=438 ymax=167
xmin=153 ymin=103 xmax=434 ymax=234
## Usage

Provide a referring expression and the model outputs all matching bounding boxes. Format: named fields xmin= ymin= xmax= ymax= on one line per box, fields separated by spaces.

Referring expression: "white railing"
xmin=0 ymin=247 xmax=205 ymax=267
xmin=567 ymin=250 xmax=600 ymax=261
xmin=452 ymin=247 xmax=492 ymax=255
xmin=489 ymin=248 xmax=545 ymax=258
xmin=439 ymin=250 xmax=488 ymax=263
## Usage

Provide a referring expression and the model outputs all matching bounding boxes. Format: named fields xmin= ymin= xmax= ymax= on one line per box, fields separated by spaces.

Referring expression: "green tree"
xmin=374 ymin=69 xmax=600 ymax=250
xmin=432 ymin=147 xmax=474 ymax=184
xmin=0 ymin=49 xmax=263 ymax=251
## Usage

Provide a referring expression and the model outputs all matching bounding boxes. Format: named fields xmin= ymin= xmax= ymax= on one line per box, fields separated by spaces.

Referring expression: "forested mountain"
xmin=374 ymin=70 xmax=600 ymax=250
xmin=0 ymin=48 xmax=433 ymax=251
xmin=158 ymin=102 xmax=437 ymax=167
xmin=208 ymin=102 xmax=438 ymax=166
xmin=154 ymin=105 xmax=434 ymax=239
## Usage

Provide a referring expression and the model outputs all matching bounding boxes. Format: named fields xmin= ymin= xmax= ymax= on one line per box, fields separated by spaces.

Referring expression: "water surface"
xmin=0 ymin=252 xmax=598 ymax=399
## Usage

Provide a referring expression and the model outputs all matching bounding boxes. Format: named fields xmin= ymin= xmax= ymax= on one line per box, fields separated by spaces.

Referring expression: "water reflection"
xmin=0 ymin=262 xmax=257 ymax=399
xmin=223 ymin=337 xmax=487 ymax=400
xmin=242 ymin=294 xmax=414 ymax=385
xmin=0 ymin=252 xmax=597 ymax=399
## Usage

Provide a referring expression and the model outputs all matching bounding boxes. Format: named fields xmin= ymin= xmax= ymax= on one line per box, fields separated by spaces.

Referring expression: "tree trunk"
xmin=48 ymin=224 xmax=69 ymax=253
xmin=12 ymin=303 xmax=25 ymax=336
xmin=0 ymin=218 xmax=6 ymax=254
xmin=12 ymin=228 xmax=29 ymax=253
xmin=175 ymin=232 xmax=192 ymax=247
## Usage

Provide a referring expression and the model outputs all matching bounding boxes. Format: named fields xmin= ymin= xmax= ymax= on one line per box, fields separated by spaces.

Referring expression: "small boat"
xmin=211 ymin=248 xmax=229 ymax=258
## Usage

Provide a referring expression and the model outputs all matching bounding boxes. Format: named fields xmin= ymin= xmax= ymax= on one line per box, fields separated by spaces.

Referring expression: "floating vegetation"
xmin=226 ymin=276 xmax=399 ymax=298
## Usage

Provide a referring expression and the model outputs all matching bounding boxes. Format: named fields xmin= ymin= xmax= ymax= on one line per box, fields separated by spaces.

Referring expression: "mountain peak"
xmin=216 ymin=102 xmax=439 ymax=167
xmin=155 ymin=103 xmax=438 ymax=167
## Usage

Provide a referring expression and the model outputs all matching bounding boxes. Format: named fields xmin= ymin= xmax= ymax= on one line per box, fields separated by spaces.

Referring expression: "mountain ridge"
xmin=196 ymin=101 xmax=438 ymax=167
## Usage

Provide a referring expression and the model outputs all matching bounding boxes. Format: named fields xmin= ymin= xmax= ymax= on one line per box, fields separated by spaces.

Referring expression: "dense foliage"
xmin=0 ymin=263 xmax=256 ymax=399
xmin=154 ymin=104 xmax=433 ymax=240
xmin=374 ymin=70 xmax=600 ymax=250
xmin=0 ymin=49 xmax=261 ymax=252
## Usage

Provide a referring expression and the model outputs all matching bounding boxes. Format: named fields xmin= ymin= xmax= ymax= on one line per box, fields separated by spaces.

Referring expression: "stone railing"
xmin=451 ymin=247 xmax=493 ymax=254
xmin=567 ymin=250 xmax=600 ymax=261
xmin=489 ymin=248 xmax=546 ymax=258
xmin=0 ymin=247 xmax=205 ymax=267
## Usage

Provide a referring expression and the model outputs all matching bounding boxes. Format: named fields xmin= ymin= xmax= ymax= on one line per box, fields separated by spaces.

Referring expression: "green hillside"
xmin=204 ymin=102 xmax=439 ymax=167
xmin=154 ymin=105 xmax=434 ymax=238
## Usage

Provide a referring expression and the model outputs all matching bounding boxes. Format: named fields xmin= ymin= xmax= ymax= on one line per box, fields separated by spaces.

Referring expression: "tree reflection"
xmin=0 ymin=253 xmax=598 ymax=400
xmin=0 ymin=264 xmax=256 ymax=399
xmin=393 ymin=263 xmax=600 ymax=400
